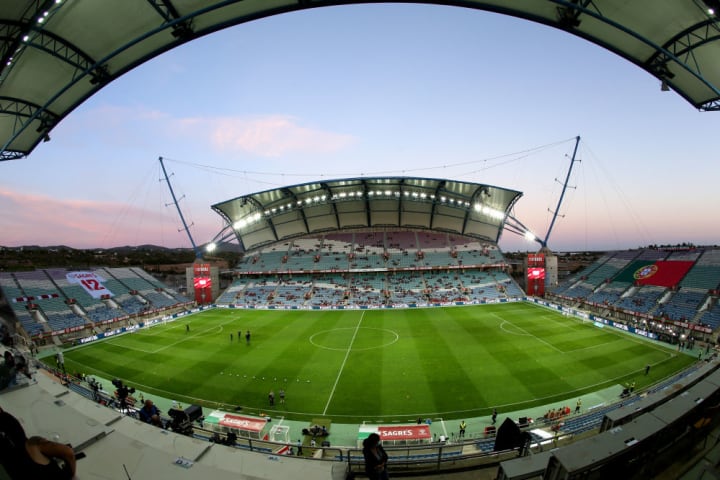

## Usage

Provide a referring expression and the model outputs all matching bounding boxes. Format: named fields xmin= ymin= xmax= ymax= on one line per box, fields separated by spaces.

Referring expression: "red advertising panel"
xmin=219 ymin=414 xmax=266 ymax=432
xmin=193 ymin=263 xmax=211 ymax=277
xmin=378 ymin=425 xmax=431 ymax=441
xmin=527 ymin=253 xmax=545 ymax=267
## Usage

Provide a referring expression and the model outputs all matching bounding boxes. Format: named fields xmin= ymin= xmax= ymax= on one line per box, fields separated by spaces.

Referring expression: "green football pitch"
xmin=62 ymin=303 xmax=695 ymax=423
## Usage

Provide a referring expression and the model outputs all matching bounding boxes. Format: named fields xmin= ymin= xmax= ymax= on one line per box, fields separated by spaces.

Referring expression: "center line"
xmin=323 ymin=311 xmax=364 ymax=415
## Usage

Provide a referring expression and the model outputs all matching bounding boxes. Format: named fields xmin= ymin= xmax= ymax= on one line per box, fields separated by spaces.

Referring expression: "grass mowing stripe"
xmin=323 ymin=311 xmax=365 ymax=415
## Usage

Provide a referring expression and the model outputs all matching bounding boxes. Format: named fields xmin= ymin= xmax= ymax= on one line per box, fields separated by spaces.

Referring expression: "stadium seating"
xmin=658 ymin=288 xmax=708 ymax=321
xmin=0 ymin=267 xmax=191 ymax=339
xmin=613 ymin=285 xmax=665 ymax=313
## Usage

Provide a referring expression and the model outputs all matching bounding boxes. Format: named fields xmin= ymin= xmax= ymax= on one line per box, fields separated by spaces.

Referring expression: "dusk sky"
xmin=1 ymin=4 xmax=718 ymax=253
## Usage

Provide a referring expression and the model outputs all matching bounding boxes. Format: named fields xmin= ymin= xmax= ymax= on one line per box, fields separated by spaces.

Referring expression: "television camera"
xmin=87 ymin=377 xmax=101 ymax=392
xmin=86 ymin=377 xmax=103 ymax=400
xmin=167 ymin=405 xmax=203 ymax=436
xmin=111 ymin=379 xmax=135 ymax=411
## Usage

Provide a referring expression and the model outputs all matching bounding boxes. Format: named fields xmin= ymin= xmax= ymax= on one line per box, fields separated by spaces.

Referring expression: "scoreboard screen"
xmin=527 ymin=267 xmax=546 ymax=280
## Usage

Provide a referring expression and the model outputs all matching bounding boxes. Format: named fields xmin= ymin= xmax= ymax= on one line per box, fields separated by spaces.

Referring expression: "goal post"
xmin=269 ymin=424 xmax=289 ymax=444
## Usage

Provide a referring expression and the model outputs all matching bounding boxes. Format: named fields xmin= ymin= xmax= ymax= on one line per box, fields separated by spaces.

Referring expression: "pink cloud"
xmin=0 ymin=189 xmax=214 ymax=249
xmin=176 ymin=114 xmax=356 ymax=157
xmin=65 ymin=106 xmax=355 ymax=158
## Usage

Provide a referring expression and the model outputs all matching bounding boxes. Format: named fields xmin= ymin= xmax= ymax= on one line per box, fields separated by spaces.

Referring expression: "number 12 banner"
xmin=66 ymin=271 xmax=114 ymax=299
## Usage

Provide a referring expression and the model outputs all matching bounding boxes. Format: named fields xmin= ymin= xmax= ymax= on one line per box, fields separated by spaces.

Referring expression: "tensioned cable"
xmin=160 ymin=137 xmax=576 ymax=180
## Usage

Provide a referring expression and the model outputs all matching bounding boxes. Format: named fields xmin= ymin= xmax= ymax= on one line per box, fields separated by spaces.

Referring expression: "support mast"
xmin=543 ymin=135 xmax=581 ymax=248
xmin=159 ymin=156 xmax=202 ymax=259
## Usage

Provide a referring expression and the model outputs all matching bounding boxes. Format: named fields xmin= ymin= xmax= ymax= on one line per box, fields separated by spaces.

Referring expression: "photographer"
xmin=112 ymin=379 xmax=135 ymax=413
xmin=87 ymin=378 xmax=101 ymax=402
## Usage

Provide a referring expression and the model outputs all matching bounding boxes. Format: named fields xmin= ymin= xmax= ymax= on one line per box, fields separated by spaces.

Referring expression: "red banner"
xmin=378 ymin=425 xmax=431 ymax=440
xmin=219 ymin=414 xmax=266 ymax=432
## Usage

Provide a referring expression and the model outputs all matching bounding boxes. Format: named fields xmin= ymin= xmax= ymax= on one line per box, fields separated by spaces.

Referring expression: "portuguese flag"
xmin=614 ymin=260 xmax=694 ymax=287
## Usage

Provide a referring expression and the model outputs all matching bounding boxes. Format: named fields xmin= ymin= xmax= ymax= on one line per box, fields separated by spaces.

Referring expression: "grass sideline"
xmin=62 ymin=303 xmax=696 ymax=423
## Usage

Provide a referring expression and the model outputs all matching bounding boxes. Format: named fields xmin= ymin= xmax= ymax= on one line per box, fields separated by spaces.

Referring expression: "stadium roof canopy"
xmin=1 ymin=1 xmax=720 ymax=161
xmin=211 ymin=177 xmax=522 ymax=251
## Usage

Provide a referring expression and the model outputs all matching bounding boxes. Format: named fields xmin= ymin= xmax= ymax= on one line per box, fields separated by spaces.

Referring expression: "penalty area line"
xmin=322 ymin=311 xmax=364 ymax=415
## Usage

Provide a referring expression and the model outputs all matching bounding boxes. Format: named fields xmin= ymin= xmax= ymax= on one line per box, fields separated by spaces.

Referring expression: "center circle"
xmin=309 ymin=327 xmax=399 ymax=351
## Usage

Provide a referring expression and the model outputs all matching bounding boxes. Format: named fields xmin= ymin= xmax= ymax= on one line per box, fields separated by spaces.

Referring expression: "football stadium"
xmin=1 ymin=2 xmax=720 ymax=480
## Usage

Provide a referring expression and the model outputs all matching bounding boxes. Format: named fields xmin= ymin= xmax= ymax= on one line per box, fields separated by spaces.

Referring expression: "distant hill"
xmin=0 ymin=243 xmax=241 ymax=271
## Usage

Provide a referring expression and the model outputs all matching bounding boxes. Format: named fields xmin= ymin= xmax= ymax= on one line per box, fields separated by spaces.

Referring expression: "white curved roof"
xmin=211 ymin=176 xmax=522 ymax=251
xmin=1 ymin=1 xmax=719 ymax=160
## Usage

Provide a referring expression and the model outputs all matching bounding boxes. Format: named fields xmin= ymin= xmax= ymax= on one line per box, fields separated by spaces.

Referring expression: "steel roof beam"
xmin=397 ymin=179 xmax=405 ymax=226
xmin=320 ymin=182 xmax=340 ymax=230
xmin=244 ymin=195 xmax=279 ymax=243
xmin=700 ymin=99 xmax=720 ymax=111
xmin=549 ymin=0 xmax=720 ymax=103
xmin=646 ymin=19 xmax=720 ymax=86
xmin=4 ymin=23 xmax=102 ymax=80
xmin=362 ymin=181 xmax=371 ymax=227
xmin=0 ymin=96 xmax=58 ymax=121
xmin=0 ymin=96 xmax=58 ymax=143
xmin=555 ymin=0 xmax=597 ymax=30
xmin=0 ymin=0 xmax=56 ymax=79
xmin=280 ymin=188 xmax=310 ymax=237
xmin=145 ymin=0 xmax=195 ymax=39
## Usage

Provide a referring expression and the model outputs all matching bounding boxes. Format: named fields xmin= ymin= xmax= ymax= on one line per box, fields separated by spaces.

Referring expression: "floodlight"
xmin=524 ymin=231 xmax=536 ymax=242
xmin=206 ymin=242 xmax=216 ymax=252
